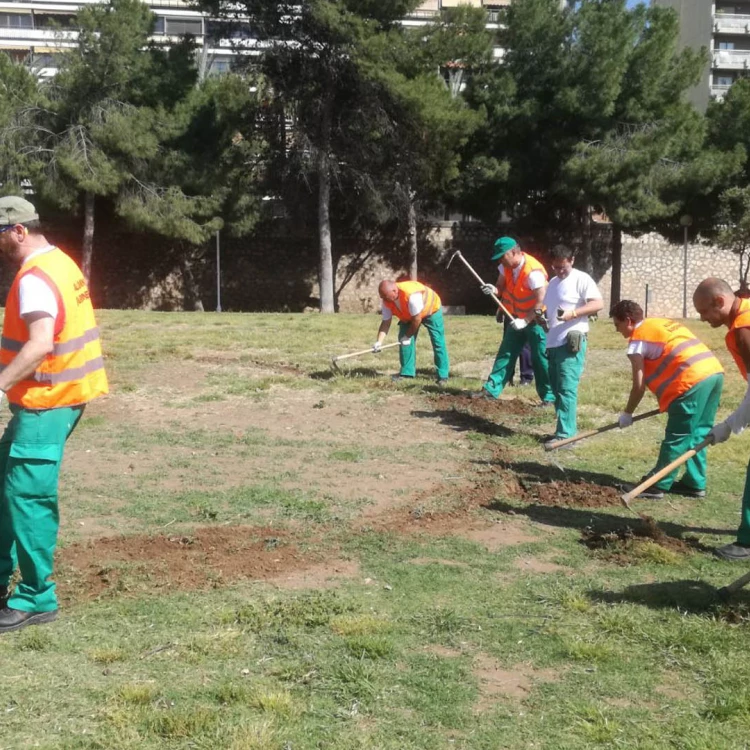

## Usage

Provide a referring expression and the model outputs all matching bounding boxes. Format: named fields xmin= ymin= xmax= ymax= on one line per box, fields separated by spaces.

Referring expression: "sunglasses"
xmin=0 ymin=225 xmax=14 ymax=234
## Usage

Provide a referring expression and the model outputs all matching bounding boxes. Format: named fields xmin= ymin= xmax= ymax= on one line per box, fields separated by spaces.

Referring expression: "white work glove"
xmin=399 ymin=337 xmax=413 ymax=347
xmin=618 ymin=412 xmax=633 ymax=429
xmin=709 ymin=421 xmax=732 ymax=445
xmin=481 ymin=283 xmax=498 ymax=296
xmin=372 ymin=342 xmax=382 ymax=353
xmin=510 ymin=318 xmax=527 ymax=331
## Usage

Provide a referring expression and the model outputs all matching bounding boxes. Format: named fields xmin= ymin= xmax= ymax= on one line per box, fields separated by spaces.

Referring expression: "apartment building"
xmin=0 ymin=0 xmax=235 ymax=77
xmin=0 ymin=0 xmax=557 ymax=78
xmin=652 ymin=0 xmax=750 ymax=111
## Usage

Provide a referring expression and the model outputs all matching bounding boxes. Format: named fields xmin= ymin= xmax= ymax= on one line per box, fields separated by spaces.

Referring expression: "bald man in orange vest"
xmin=374 ymin=279 xmax=449 ymax=384
xmin=694 ymin=277 xmax=750 ymax=560
xmin=611 ymin=299 xmax=723 ymax=500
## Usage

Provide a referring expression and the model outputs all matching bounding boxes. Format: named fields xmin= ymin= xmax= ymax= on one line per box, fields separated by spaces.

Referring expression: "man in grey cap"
xmin=0 ymin=197 xmax=109 ymax=633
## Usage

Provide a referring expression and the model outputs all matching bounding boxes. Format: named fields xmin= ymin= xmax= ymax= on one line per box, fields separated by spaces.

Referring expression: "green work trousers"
xmin=0 ymin=405 xmax=84 ymax=613
xmin=548 ymin=338 xmax=587 ymax=439
xmin=484 ymin=323 xmax=554 ymax=403
xmin=648 ymin=373 xmax=723 ymax=492
xmin=398 ymin=308 xmax=450 ymax=380
xmin=736 ymin=462 xmax=750 ymax=545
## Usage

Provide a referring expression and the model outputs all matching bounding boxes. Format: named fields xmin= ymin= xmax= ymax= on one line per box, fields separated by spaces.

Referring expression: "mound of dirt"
xmin=431 ymin=395 xmax=536 ymax=418
xmin=518 ymin=478 xmax=622 ymax=508
xmin=580 ymin=517 xmax=704 ymax=557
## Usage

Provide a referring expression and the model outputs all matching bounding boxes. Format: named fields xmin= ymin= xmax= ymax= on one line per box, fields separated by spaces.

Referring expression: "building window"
xmin=716 ymin=75 xmax=735 ymax=86
xmin=165 ymin=18 xmax=203 ymax=36
xmin=153 ymin=16 xmax=165 ymax=34
xmin=718 ymin=41 xmax=736 ymax=50
xmin=34 ymin=13 xmax=76 ymax=30
xmin=0 ymin=13 xmax=32 ymax=29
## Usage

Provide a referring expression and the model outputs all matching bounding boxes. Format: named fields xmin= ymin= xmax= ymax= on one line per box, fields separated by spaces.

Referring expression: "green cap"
xmin=491 ymin=236 xmax=518 ymax=262
xmin=0 ymin=196 xmax=38 ymax=226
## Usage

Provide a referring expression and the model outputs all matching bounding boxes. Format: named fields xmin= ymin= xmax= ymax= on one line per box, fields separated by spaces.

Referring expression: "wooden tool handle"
xmin=453 ymin=251 xmax=516 ymax=322
xmin=621 ymin=437 xmax=712 ymax=504
xmin=332 ymin=341 xmax=401 ymax=363
xmin=545 ymin=409 xmax=661 ymax=451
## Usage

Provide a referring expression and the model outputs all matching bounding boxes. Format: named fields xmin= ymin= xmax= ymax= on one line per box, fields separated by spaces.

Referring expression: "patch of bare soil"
xmin=580 ymin=517 xmax=707 ymax=559
xmin=472 ymin=654 xmax=563 ymax=712
xmin=57 ymin=526 xmax=330 ymax=603
xmin=463 ymin=524 xmax=538 ymax=551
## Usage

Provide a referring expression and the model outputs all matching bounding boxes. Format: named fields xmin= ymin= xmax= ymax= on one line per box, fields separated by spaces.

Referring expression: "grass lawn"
xmin=2 ymin=309 xmax=750 ymax=749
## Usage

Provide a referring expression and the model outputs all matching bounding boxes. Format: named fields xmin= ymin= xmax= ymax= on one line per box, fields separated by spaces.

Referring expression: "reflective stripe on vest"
xmin=502 ymin=254 xmax=547 ymax=318
xmin=726 ymin=298 xmax=750 ymax=378
xmin=631 ymin=318 xmax=723 ymax=411
xmin=1 ymin=326 xmax=100 ymax=356
xmin=0 ymin=247 xmax=109 ymax=409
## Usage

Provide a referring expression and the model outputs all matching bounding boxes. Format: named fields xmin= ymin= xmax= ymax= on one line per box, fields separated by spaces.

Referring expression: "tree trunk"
xmin=610 ymin=223 xmax=622 ymax=307
xmin=318 ymin=89 xmax=335 ymax=314
xmin=580 ymin=205 xmax=593 ymax=276
xmin=180 ymin=250 xmax=205 ymax=312
xmin=407 ymin=188 xmax=418 ymax=281
xmin=82 ymin=191 xmax=95 ymax=285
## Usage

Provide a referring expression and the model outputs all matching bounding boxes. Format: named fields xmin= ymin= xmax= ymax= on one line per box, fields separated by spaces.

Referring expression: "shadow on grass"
xmin=486 ymin=499 xmax=735 ymax=538
xmin=588 ymin=579 xmax=750 ymax=616
xmin=310 ymin=367 xmax=383 ymax=380
xmin=411 ymin=409 xmax=515 ymax=438
xmin=482 ymin=459 xmax=624 ymax=488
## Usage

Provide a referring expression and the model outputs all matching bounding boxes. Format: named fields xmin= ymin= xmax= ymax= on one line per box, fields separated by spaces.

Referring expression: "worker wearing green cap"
xmin=474 ymin=237 xmax=555 ymax=405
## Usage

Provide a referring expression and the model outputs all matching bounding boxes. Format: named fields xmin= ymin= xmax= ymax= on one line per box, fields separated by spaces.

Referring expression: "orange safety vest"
xmin=630 ymin=318 xmax=723 ymax=411
xmin=501 ymin=253 xmax=548 ymax=318
xmin=726 ymin=297 xmax=750 ymax=378
xmin=0 ymin=247 xmax=109 ymax=409
xmin=383 ymin=281 xmax=441 ymax=323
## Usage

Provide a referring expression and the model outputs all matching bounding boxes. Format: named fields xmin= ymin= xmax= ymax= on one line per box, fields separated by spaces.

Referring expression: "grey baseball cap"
xmin=0 ymin=196 xmax=38 ymax=226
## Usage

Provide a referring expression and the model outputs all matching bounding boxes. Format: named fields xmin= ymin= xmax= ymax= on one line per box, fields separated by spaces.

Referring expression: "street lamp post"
xmin=215 ymin=229 xmax=222 ymax=313
xmin=680 ymin=215 xmax=693 ymax=319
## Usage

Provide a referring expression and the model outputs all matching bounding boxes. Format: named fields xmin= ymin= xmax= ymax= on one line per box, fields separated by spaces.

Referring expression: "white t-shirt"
xmin=381 ymin=292 xmax=425 ymax=322
xmin=544 ymin=268 xmax=602 ymax=349
xmin=19 ymin=246 xmax=58 ymax=320
xmin=502 ymin=255 xmax=546 ymax=291
xmin=627 ymin=320 xmax=664 ymax=360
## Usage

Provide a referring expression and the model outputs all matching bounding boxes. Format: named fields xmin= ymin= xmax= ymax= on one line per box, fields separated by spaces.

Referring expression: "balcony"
xmin=711 ymin=83 xmax=732 ymax=100
xmin=714 ymin=13 xmax=750 ymax=34
xmin=0 ymin=26 xmax=76 ymax=47
xmin=713 ymin=48 xmax=750 ymax=69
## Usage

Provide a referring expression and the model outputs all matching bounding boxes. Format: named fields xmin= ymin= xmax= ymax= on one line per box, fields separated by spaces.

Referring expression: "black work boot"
xmin=0 ymin=607 xmax=58 ymax=634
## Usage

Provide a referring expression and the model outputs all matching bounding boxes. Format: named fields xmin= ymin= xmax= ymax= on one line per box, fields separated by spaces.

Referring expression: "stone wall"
xmin=597 ymin=233 xmax=742 ymax=320
xmin=33 ymin=207 xmax=744 ymax=318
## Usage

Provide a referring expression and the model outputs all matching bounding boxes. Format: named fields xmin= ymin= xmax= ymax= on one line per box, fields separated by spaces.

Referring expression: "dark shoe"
xmin=714 ymin=543 xmax=750 ymax=562
xmin=668 ymin=481 xmax=706 ymax=499
xmin=0 ymin=586 xmax=7 ymax=609
xmin=436 ymin=378 xmax=449 ymax=387
xmin=619 ymin=483 xmax=664 ymax=500
xmin=471 ymin=390 xmax=494 ymax=400
xmin=391 ymin=375 xmax=413 ymax=383
xmin=0 ymin=607 xmax=58 ymax=634
xmin=519 ymin=380 xmax=533 ymax=387
xmin=536 ymin=401 xmax=556 ymax=410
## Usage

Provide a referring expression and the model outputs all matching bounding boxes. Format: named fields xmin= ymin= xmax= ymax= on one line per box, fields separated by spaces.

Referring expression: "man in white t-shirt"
xmin=543 ymin=245 xmax=603 ymax=447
